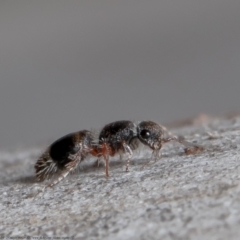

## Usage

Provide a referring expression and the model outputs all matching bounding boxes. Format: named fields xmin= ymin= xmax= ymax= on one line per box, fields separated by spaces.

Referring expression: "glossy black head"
xmin=49 ymin=130 xmax=94 ymax=168
xmin=137 ymin=121 xmax=163 ymax=150
xmin=99 ymin=120 xmax=137 ymax=150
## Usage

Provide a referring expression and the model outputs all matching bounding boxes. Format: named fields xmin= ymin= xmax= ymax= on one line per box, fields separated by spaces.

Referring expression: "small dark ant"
xmin=97 ymin=120 xmax=203 ymax=177
xmin=34 ymin=121 xmax=202 ymax=189
xmin=35 ymin=130 xmax=98 ymax=188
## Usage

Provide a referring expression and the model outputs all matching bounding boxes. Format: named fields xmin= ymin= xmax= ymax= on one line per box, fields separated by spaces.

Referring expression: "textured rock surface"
xmin=1 ymin=116 xmax=240 ymax=239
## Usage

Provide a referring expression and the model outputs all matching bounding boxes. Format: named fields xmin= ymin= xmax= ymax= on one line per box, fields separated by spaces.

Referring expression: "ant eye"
xmin=140 ymin=129 xmax=151 ymax=139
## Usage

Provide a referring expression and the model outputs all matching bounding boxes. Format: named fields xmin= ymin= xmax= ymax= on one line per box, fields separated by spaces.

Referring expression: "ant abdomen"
xmin=35 ymin=130 xmax=96 ymax=186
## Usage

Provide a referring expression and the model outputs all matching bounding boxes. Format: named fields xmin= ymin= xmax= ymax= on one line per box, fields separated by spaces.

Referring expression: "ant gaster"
xmin=35 ymin=130 xmax=98 ymax=188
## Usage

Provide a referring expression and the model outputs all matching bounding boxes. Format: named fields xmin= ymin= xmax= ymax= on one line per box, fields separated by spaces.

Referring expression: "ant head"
xmin=137 ymin=121 xmax=163 ymax=150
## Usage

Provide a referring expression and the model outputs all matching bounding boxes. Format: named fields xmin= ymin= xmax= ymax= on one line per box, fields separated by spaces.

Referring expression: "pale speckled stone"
xmin=1 ymin=117 xmax=240 ymax=239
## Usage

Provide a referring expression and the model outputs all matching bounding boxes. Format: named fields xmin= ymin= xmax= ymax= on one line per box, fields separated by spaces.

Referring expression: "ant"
xmin=34 ymin=121 xmax=202 ymax=188
xmin=97 ymin=120 xmax=203 ymax=177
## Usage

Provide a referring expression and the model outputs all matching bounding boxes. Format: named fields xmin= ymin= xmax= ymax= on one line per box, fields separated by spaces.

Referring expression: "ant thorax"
xmin=98 ymin=120 xmax=138 ymax=154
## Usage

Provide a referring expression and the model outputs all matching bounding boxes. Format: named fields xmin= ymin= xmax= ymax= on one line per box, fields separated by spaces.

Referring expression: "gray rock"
xmin=1 ymin=116 xmax=240 ymax=240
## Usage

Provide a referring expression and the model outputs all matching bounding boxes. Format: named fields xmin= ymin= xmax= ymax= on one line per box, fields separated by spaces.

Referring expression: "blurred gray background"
xmin=0 ymin=1 xmax=240 ymax=150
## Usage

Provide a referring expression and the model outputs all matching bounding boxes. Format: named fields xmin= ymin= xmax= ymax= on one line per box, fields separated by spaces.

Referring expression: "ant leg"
xmin=100 ymin=142 xmax=111 ymax=177
xmin=46 ymin=151 xmax=83 ymax=189
xmin=141 ymin=147 xmax=162 ymax=170
xmin=48 ymin=168 xmax=73 ymax=188
xmin=152 ymin=148 xmax=161 ymax=162
xmin=48 ymin=154 xmax=81 ymax=188
xmin=103 ymin=154 xmax=110 ymax=177
xmin=97 ymin=158 xmax=101 ymax=167
xmin=122 ymin=141 xmax=133 ymax=172
xmin=119 ymin=153 xmax=123 ymax=161
xmin=34 ymin=154 xmax=81 ymax=198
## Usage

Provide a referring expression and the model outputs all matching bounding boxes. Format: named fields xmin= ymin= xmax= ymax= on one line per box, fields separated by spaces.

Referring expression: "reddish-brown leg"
xmin=100 ymin=142 xmax=112 ymax=177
